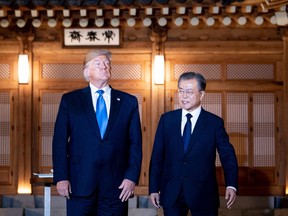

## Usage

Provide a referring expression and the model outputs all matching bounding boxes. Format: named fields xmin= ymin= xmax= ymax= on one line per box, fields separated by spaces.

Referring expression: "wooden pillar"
xmin=17 ymin=34 xmax=34 ymax=194
xmin=283 ymin=32 xmax=288 ymax=194
xmin=150 ymin=25 xmax=167 ymax=144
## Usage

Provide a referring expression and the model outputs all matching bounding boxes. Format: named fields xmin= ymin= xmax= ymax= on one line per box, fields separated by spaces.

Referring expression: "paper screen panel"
xmin=227 ymin=93 xmax=249 ymax=166
xmin=0 ymin=64 xmax=10 ymax=79
xmin=42 ymin=63 xmax=142 ymax=80
xmin=227 ymin=64 xmax=274 ymax=80
xmin=0 ymin=92 xmax=10 ymax=166
xmin=41 ymin=92 xmax=63 ymax=167
xmin=201 ymin=92 xmax=222 ymax=118
xmin=253 ymin=93 xmax=275 ymax=167
xmin=111 ymin=64 xmax=142 ymax=80
xmin=173 ymin=92 xmax=180 ymax=110
xmin=42 ymin=64 xmax=83 ymax=79
xmin=202 ymin=93 xmax=223 ymax=166
xmin=130 ymin=93 xmax=143 ymax=123
xmin=173 ymin=64 xmax=221 ymax=80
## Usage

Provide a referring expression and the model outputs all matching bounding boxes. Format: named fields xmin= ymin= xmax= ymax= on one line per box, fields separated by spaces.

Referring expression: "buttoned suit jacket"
xmin=149 ymin=108 xmax=238 ymax=211
xmin=52 ymin=86 xmax=142 ymax=198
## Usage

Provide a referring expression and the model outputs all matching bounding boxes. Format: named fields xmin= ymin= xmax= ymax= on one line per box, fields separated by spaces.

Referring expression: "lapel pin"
xmin=117 ymin=98 xmax=120 ymax=101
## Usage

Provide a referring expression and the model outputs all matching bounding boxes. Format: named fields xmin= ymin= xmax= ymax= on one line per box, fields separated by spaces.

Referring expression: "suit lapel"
xmin=103 ymin=88 xmax=121 ymax=139
xmin=80 ymin=86 xmax=101 ymax=138
xmin=185 ymin=109 xmax=207 ymax=154
xmin=172 ymin=110 xmax=185 ymax=157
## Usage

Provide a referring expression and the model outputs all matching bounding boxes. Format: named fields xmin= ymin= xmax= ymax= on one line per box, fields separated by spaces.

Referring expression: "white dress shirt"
xmin=181 ymin=106 xmax=201 ymax=135
xmin=90 ymin=83 xmax=111 ymax=118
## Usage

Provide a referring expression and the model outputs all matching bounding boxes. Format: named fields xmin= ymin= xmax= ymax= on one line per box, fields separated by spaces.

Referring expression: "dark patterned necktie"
xmin=183 ymin=113 xmax=192 ymax=152
xmin=96 ymin=90 xmax=108 ymax=139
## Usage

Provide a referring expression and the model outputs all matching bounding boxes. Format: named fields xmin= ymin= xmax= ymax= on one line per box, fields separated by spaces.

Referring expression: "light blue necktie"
xmin=183 ymin=113 xmax=192 ymax=152
xmin=96 ymin=90 xmax=108 ymax=139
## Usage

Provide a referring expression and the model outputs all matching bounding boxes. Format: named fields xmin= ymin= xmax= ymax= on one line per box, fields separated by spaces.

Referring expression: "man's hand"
xmin=225 ymin=187 xmax=236 ymax=209
xmin=118 ymin=179 xmax=135 ymax=202
xmin=56 ymin=180 xmax=71 ymax=199
xmin=150 ymin=193 xmax=160 ymax=209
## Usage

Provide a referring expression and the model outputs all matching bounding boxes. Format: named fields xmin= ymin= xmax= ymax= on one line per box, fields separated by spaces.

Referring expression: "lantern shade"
xmin=18 ymin=54 xmax=29 ymax=84
xmin=154 ymin=55 xmax=165 ymax=85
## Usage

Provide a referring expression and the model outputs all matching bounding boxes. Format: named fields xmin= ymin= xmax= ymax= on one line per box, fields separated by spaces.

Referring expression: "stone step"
xmin=2 ymin=195 xmax=35 ymax=208
xmin=0 ymin=208 xmax=158 ymax=216
xmin=128 ymin=208 xmax=157 ymax=216
xmin=25 ymin=208 xmax=66 ymax=216
xmin=0 ymin=208 xmax=286 ymax=216
xmin=1 ymin=195 xmax=288 ymax=216
xmin=0 ymin=208 xmax=24 ymax=216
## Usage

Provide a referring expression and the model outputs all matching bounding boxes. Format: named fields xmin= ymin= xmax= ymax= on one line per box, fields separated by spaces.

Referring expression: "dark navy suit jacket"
xmin=52 ymin=86 xmax=142 ymax=198
xmin=149 ymin=108 xmax=238 ymax=211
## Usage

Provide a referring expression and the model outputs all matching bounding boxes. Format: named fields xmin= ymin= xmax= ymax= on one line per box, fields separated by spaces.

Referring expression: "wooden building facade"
xmin=0 ymin=0 xmax=287 ymax=197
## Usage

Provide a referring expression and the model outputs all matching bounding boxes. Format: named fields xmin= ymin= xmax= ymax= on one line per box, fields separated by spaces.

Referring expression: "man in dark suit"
xmin=52 ymin=50 xmax=142 ymax=216
xmin=149 ymin=72 xmax=238 ymax=216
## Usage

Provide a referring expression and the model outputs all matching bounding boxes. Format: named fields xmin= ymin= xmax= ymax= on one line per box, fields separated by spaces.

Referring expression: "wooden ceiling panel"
xmin=0 ymin=0 xmax=286 ymax=42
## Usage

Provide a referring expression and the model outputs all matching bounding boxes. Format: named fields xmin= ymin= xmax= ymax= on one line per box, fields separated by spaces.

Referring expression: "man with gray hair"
xmin=52 ymin=50 xmax=142 ymax=216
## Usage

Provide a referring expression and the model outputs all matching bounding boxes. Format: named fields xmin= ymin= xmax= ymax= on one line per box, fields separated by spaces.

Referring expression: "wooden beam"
xmin=282 ymin=32 xmax=288 ymax=195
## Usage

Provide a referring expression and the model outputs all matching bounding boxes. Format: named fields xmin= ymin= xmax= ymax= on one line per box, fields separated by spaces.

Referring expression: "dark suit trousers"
xmin=163 ymin=185 xmax=218 ymax=216
xmin=66 ymin=190 xmax=128 ymax=216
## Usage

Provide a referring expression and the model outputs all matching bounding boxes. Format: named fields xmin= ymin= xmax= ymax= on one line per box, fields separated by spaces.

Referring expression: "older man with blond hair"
xmin=52 ymin=50 xmax=142 ymax=216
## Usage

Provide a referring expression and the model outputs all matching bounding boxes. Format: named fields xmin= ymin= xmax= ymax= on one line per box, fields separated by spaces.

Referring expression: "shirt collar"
xmin=90 ymin=83 xmax=111 ymax=95
xmin=182 ymin=106 xmax=202 ymax=119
